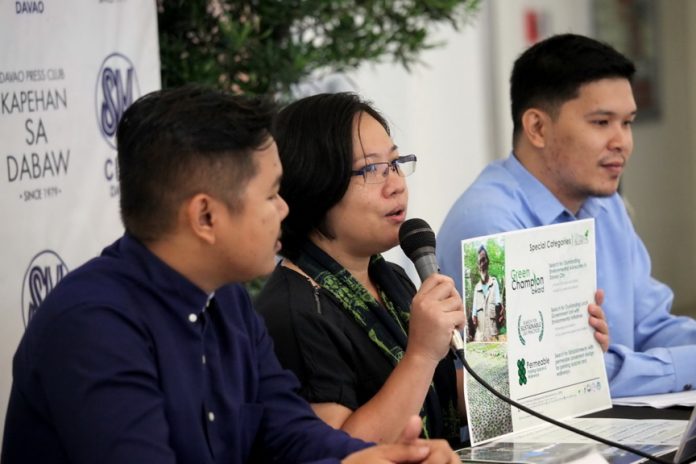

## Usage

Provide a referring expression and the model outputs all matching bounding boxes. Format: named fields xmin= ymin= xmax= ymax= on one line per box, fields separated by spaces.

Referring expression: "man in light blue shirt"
xmin=438 ymin=33 xmax=696 ymax=397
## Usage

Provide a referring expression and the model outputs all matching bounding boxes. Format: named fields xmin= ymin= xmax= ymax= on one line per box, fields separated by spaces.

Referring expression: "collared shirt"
xmin=2 ymin=234 xmax=367 ymax=464
xmin=437 ymin=154 xmax=696 ymax=397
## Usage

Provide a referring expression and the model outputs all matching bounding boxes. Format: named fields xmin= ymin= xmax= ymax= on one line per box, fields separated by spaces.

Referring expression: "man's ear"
xmin=185 ymin=193 xmax=217 ymax=245
xmin=521 ymin=108 xmax=550 ymax=149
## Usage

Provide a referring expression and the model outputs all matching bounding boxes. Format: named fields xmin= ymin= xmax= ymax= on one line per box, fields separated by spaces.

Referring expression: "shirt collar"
xmin=106 ymin=233 xmax=211 ymax=314
xmin=503 ymin=152 xmax=608 ymax=224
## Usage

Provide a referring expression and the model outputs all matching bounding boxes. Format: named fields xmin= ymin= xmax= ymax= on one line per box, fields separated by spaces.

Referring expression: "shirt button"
xmin=188 ymin=313 xmax=198 ymax=323
xmin=684 ymin=384 xmax=693 ymax=391
xmin=202 ymin=355 xmax=207 ymax=365
xmin=208 ymin=411 xmax=215 ymax=422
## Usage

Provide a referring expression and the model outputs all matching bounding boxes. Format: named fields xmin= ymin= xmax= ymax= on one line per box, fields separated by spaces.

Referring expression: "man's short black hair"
xmin=117 ymin=85 xmax=276 ymax=242
xmin=510 ymin=33 xmax=636 ymax=145
xmin=273 ymin=92 xmax=390 ymax=260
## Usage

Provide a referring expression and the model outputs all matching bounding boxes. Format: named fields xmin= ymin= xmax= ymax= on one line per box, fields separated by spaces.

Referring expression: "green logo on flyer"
xmin=517 ymin=359 xmax=527 ymax=385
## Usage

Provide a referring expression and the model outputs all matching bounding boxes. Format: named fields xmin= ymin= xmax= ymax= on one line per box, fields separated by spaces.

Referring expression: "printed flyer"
xmin=461 ymin=219 xmax=611 ymax=445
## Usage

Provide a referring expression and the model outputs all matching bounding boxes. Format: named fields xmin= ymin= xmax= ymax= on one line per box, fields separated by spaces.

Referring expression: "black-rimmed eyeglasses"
xmin=351 ymin=154 xmax=417 ymax=184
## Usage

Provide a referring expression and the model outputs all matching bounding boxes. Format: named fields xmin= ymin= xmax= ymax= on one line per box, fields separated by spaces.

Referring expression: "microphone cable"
xmin=452 ymin=347 xmax=671 ymax=464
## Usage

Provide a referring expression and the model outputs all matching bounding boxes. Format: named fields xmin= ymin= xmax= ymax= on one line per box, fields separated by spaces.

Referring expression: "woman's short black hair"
xmin=274 ymin=92 xmax=389 ymax=260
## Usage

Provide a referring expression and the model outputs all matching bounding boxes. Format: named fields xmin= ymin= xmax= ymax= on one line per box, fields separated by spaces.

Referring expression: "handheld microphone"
xmin=398 ymin=218 xmax=667 ymax=463
xmin=398 ymin=218 xmax=464 ymax=352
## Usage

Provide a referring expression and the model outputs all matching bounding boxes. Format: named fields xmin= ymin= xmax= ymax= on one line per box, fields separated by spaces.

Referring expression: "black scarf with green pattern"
xmin=295 ymin=239 xmax=459 ymax=440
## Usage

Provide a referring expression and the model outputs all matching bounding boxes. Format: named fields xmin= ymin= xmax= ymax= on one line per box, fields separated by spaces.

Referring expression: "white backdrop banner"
xmin=0 ymin=0 xmax=160 ymax=441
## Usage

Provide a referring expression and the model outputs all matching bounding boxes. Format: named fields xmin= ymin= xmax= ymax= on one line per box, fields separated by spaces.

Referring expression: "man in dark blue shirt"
xmin=1 ymin=86 xmax=457 ymax=464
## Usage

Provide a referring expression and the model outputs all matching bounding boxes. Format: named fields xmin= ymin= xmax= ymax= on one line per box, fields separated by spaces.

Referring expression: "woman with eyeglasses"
xmin=255 ymin=92 xmax=467 ymax=446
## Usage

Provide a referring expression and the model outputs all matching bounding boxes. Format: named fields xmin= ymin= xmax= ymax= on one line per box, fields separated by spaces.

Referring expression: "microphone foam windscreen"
xmin=399 ymin=218 xmax=436 ymax=259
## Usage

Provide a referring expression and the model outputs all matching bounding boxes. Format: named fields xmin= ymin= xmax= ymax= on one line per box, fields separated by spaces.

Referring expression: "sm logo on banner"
xmin=21 ymin=250 xmax=69 ymax=328
xmin=95 ymin=52 xmax=141 ymax=150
